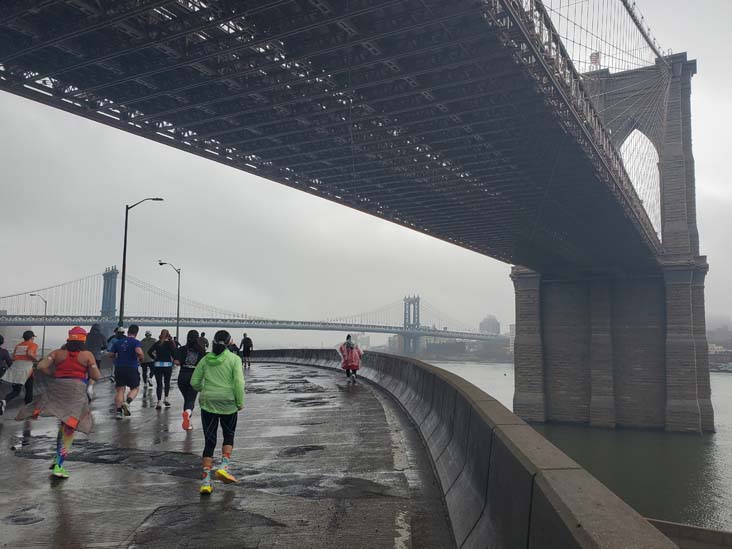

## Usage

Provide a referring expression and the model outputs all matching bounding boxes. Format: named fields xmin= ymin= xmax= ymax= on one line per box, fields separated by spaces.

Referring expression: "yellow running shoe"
xmin=200 ymin=483 xmax=213 ymax=495
xmin=215 ymin=469 xmax=237 ymax=484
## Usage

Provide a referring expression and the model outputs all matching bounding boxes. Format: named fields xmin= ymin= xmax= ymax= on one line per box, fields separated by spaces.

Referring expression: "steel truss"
xmin=0 ymin=0 xmax=663 ymax=274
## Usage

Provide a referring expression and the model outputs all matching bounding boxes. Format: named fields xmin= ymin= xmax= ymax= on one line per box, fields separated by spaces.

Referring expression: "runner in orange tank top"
xmin=0 ymin=330 xmax=37 ymax=415
xmin=16 ymin=327 xmax=100 ymax=479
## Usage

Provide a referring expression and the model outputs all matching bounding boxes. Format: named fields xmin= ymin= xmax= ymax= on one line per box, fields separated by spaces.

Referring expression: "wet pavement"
xmin=0 ymin=363 xmax=454 ymax=548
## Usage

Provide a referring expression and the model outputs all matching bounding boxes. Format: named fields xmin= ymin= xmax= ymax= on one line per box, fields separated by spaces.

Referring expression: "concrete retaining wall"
xmin=252 ymin=349 xmax=677 ymax=548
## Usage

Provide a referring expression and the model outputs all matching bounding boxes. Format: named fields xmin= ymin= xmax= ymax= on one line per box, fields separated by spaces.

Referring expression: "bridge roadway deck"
xmin=0 ymin=362 xmax=454 ymax=548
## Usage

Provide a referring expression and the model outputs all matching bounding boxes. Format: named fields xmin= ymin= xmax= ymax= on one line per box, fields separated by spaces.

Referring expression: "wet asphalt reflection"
xmin=0 ymin=363 xmax=453 ymax=548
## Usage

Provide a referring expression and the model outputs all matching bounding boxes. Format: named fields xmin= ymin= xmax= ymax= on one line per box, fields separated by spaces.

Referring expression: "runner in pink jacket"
xmin=339 ymin=335 xmax=362 ymax=385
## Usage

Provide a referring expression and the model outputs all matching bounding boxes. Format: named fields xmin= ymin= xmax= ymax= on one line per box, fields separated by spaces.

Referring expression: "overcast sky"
xmin=1 ymin=0 xmax=730 ymax=347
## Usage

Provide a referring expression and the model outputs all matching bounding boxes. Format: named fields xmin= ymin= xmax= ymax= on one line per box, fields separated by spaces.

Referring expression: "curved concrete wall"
xmin=252 ymin=349 xmax=677 ymax=548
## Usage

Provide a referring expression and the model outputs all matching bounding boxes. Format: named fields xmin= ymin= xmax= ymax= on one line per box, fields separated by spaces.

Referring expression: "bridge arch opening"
xmin=619 ymin=129 xmax=662 ymax=238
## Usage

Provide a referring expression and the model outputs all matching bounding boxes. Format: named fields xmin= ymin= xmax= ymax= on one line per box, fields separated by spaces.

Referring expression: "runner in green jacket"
xmin=190 ymin=330 xmax=244 ymax=494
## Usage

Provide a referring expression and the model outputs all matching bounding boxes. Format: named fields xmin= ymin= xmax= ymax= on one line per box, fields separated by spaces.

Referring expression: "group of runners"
xmin=1 ymin=326 xmax=360 ymax=495
xmin=0 ymin=326 xmax=251 ymax=494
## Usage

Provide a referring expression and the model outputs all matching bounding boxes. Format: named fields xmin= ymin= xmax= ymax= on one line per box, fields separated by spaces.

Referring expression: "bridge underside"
xmin=0 ymin=0 xmax=658 ymax=275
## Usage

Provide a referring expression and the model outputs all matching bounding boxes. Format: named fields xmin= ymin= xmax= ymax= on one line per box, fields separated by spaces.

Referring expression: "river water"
xmin=432 ymin=361 xmax=732 ymax=531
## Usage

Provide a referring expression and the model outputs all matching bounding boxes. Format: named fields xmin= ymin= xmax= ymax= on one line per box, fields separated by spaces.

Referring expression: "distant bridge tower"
xmin=99 ymin=266 xmax=118 ymax=337
xmin=403 ymin=296 xmax=421 ymax=355
xmin=512 ymin=53 xmax=713 ymax=434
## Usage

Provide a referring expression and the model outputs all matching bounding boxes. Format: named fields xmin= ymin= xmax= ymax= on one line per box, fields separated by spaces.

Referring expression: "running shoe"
xmin=215 ymin=469 xmax=238 ymax=484
xmin=115 ymin=408 xmax=124 ymax=419
xmin=200 ymin=483 xmax=213 ymax=495
xmin=155 ymin=401 xmax=162 ymax=410
xmin=121 ymin=402 xmax=131 ymax=416
xmin=52 ymin=465 xmax=69 ymax=479
xmin=182 ymin=410 xmax=191 ymax=431
xmin=164 ymin=399 xmax=171 ymax=407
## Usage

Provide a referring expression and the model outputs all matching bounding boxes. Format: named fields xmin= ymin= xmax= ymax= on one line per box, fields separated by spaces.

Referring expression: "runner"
xmin=16 ymin=327 xmax=100 ymax=479
xmin=86 ymin=324 xmax=106 ymax=365
xmin=85 ymin=324 xmax=106 ymax=400
xmin=0 ymin=335 xmax=13 ymax=415
xmin=339 ymin=334 xmax=363 ymax=384
xmin=1 ymin=331 xmax=38 ymax=414
xmin=106 ymin=326 xmax=126 ymax=384
xmin=198 ymin=332 xmax=209 ymax=352
xmin=175 ymin=329 xmax=205 ymax=431
xmin=108 ymin=325 xmax=143 ymax=418
xmin=139 ymin=330 xmax=156 ymax=391
xmin=238 ymin=333 xmax=254 ymax=369
xmin=149 ymin=329 xmax=177 ymax=410
xmin=190 ymin=330 xmax=245 ymax=495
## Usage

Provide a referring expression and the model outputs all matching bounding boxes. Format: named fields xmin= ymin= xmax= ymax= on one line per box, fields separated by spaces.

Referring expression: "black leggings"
xmin=5 ymin=377 xmax=34 ymax=404
xmin=177 ymin=368 xmax=198 ymax=411
xmin=153 ymin=367 xmax=172 ymax=400
xmin=201 ymin=409 xmax=238 ymax=458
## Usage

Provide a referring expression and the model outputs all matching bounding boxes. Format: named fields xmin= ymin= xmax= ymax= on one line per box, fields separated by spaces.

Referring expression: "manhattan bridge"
xmin=0 ymin=267 xmax=495 ymax=346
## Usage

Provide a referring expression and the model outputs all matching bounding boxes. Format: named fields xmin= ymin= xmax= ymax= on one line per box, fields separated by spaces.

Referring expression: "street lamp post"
xmin=29 ymin=293 xmax=47 ymax=358
xmin=158 ymin=260 xmax=181 ymax=341
xmin=119 ymin=197 xmax=164 ymax=328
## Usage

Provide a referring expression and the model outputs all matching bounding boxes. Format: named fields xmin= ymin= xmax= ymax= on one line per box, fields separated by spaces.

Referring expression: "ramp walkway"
xmin=0 ymin=361 xmax=453 ymax=548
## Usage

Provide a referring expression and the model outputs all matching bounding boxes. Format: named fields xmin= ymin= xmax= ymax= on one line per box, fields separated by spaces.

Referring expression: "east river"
xmin=432 ymin=361 xmax=732 ymax=531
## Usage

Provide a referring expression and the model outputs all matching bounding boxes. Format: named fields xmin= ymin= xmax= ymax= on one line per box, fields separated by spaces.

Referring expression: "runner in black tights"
xmin=175 ymin=330 xmax=205 ymax=431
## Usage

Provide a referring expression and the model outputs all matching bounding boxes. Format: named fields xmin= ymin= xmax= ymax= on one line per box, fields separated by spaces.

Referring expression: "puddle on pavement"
xmin=12 ymin=436 xmax=259 ymax=480
xmin=242 ymin=473 xmax=406 ymax=500
xmin=246 ymin=377 xmax=327 ymax=395
xmin=278 ymin=445 xmax=325 ymax=458
xmin=288 ymin=396 xmax=333 ymax=407
xmin=3 ymin=506 xmax=44 ymax=526
xmin=131 ymin=499 xmax=285 ymax=547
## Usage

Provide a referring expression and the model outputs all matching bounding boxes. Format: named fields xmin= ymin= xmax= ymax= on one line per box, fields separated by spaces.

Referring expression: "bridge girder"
xmin=0 ymin=315 xmax=500 ymax=342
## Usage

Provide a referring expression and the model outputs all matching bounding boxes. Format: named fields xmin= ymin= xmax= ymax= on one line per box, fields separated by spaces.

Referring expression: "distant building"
xmin=479 ymin=314 xmax=501 ymax=335
xmin=709 ymin=343 xmax=727 ymax=355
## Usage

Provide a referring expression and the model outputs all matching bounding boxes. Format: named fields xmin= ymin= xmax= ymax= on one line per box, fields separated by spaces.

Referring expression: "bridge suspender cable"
xmin=618 ymin=0 xmax=669 ymax=66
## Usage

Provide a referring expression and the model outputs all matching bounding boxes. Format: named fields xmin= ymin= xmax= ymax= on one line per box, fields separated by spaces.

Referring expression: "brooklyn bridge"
xmin=0 ymin=1 xmax=718 ymax=546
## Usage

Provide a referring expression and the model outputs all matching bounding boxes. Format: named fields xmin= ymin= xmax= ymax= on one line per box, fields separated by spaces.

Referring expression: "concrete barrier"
xmin=252 ymin=349 xmax=677 ymax=548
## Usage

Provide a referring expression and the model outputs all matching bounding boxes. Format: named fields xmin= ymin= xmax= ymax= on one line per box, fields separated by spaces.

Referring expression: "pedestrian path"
xmin=0 ymin=362 xmax=454 ymax=548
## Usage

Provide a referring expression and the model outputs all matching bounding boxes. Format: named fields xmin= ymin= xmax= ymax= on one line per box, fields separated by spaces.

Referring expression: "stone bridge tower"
xmin=511 ymin=53 xmax=713 ymax=433
xmin=99 ymin=266 xmax=119 ymax=338
xmin=402 ymin=296 xmax=421 ymax=355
